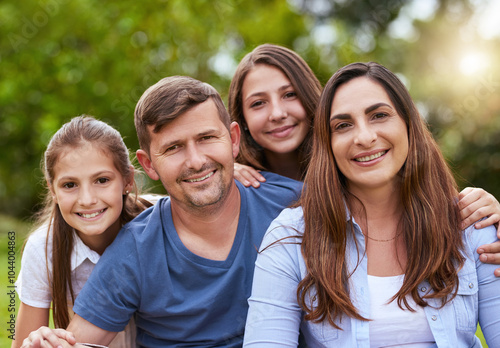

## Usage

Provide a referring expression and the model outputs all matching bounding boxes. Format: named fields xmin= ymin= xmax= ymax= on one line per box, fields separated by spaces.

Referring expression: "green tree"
xmin=0 ymin=0 xmax=498 ymax=219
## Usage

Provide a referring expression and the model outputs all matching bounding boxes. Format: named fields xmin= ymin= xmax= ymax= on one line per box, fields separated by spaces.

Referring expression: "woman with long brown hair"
xmin=229 ymin=44 xmax=500 ymax=242
xmin=243 ymin=62 xmax=500 ymax=346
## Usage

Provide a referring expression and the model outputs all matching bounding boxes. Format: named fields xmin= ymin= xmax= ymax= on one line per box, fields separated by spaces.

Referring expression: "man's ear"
xmin=136 ymin=149 xmax=160 ymax=181
xmin=229 ymin=121 xmax=241 ymax=159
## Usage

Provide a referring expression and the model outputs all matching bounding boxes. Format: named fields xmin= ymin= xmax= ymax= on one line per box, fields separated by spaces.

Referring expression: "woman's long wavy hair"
xmin=32 ymin=115 xmax=151 ymax=328
xmin=228 ymin=43 xmax=322 ymax=180
xmin=298 ymin=62 xmax=465 ymax=328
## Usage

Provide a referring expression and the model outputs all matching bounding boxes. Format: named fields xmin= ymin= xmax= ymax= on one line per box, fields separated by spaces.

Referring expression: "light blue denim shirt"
xmin=243 ymin=207 xmax=500 ymax=347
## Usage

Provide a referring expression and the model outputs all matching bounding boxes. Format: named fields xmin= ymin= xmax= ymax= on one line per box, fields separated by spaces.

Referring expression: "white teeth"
xmin=355 ymin=151 xmax=387 ymax=162
xmin=78 ymin=209 xmax=104 ymax=218
xmin=186 ymin=171 xmax=214 ymax=182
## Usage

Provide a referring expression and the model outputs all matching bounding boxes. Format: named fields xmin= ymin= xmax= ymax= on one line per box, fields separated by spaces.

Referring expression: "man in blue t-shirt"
xmin=26 ymin=76 xmax=302 ymax=347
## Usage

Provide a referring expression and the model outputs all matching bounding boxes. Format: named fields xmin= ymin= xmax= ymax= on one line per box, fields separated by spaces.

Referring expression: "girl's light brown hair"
xmin=298 ymin=62 xmax=464 ymax=328
xmin=34 ymin=115 xmax=151 ymax=328
xmin=228 ymin=44 xmax=322 ymax=179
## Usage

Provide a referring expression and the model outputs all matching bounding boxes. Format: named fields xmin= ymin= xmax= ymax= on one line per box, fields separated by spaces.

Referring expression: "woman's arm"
xmin=234 ymin=163 xmax=266 ymax=188
xmin=243 ymin=226 xmax=303 ymax=347
xmin=473 ymin=225 xmax=500 ymax=345
xmin=459 ymin=188 xmax=500 ymax=274
xmin=11 ymin=303 xmax=49 ymax=348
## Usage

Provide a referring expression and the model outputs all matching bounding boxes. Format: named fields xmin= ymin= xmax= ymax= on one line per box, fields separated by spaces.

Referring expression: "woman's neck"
xmin=348 ymin=183 xmax=402 ymax=221
xmin=263 ymin=150 xmax=302 ymax=181
xmin=347 ymin=184 xmax=407 ymax=276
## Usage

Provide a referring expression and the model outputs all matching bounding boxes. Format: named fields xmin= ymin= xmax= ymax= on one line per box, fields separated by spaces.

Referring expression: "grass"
xmin=0 ymin=214 xmax=489 ymax=346
xmin=0 ymin=214 xmax=31 ymax=346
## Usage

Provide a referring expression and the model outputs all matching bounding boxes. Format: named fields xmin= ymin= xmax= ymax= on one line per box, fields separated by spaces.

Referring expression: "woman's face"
xmin=241 ymin=64 xmax=309 ymax=156
xmin=329 ymin=76 xmax=409 ymax=195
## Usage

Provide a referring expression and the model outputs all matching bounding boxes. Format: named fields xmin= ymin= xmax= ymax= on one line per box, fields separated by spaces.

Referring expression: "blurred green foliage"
xmin=0 ymin=0 xmax=499 ymax=219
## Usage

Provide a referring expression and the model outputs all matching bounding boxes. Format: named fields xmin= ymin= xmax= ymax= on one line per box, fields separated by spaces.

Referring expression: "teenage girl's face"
xmin=50 ymin=142 xmax=132 ymax=248
xmin=241 ymin=64 xmax=309 ymax=155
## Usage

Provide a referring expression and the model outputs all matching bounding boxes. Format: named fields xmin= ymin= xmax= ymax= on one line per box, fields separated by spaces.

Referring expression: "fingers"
xmin=473 ymin=215 xmax=500 ymax=230
xmin=478 ymin=255 xmax=500 ymax=277
xmin=234 ymin=163 xmax=266 ymax=188
xmin=478 ymin=241 xmax=500 ymax=277
xmin=21 ymin=327 xmax=76 ymax=348
xmin=459 ymin=187 xmax=500 ymax=229
xmin=477 ymin=240 xmax=500 ymax=254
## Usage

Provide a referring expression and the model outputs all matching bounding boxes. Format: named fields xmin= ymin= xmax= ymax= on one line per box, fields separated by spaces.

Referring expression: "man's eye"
xmin=165 ymin=145 xmax=179 ymax=153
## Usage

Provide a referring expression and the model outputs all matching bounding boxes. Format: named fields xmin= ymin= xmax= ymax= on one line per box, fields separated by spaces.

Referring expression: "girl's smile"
xmin=50 ymin=142 xmax=131 ymax=251
xmin=241 ymin=64 xmax=309 ymax=155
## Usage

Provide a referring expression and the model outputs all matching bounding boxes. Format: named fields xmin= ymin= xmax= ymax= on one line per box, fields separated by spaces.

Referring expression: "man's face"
xmin=137 ymin=99 xmax=240 ymax=211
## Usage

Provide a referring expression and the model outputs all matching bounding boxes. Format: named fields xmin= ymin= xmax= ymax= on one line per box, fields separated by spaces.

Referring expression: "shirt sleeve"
xmin=72 ymin=226 xmax=141 ymax=332
xmin=243 ymin=211 xmax=304 ymax=347
xmin=469 ymin=224 xmax=500 ymax=345
xmin=16 ymin=227 xmax=52 ymax=308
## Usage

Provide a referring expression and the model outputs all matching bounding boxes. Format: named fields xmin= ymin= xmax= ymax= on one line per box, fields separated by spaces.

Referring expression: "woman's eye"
xmin=284 ymin=91 xmax=297 ymax=99
xmin=335 ymin=123 xmax=350 ymax=130
xmin=373 ymin=112 xmax=388 ymax=119
xmin=97 ymin=178 xmax=109 ymax=184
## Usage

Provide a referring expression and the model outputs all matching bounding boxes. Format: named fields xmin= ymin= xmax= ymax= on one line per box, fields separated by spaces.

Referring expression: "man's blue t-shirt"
xmin=73 ymin=172 xmax=302 ymax=347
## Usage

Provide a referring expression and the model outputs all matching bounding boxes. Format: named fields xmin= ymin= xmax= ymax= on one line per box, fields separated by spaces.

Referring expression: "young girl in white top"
xmin=12 ymin=116 xmax=154 ymax=348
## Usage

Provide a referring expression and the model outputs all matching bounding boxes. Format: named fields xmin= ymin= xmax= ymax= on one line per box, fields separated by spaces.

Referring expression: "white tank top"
xmin=368 ymin=274 xmax=435 ymax=347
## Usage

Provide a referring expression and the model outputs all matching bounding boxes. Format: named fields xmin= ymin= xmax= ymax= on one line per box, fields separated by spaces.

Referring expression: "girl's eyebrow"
xmin=244 ymin=83 xmax=293 ymax=103
xmin=56 ymin=170 xmax=116 ymax=182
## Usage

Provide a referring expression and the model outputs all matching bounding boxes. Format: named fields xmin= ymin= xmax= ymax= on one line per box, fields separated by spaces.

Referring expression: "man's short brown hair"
xmin=134 ymin=76 xmax=231 ymax=154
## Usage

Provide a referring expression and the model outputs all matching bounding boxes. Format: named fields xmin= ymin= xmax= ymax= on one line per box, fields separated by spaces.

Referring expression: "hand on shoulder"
xmin=234 ymin=163 xmax=266 ymax=188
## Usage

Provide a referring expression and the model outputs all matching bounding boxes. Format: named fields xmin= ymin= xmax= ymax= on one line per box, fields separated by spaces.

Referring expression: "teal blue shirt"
xmin=73 ymin=172 xmax=302 ymax=347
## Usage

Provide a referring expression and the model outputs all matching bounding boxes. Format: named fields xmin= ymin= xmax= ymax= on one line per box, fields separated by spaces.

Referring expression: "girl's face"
xmin=329 ymin=77 xmax=409 ymax=196
xmin=241 ymin=64 xmax=309 ymax=156
xmin=50 ymin=142 xmax=132 ymax=249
